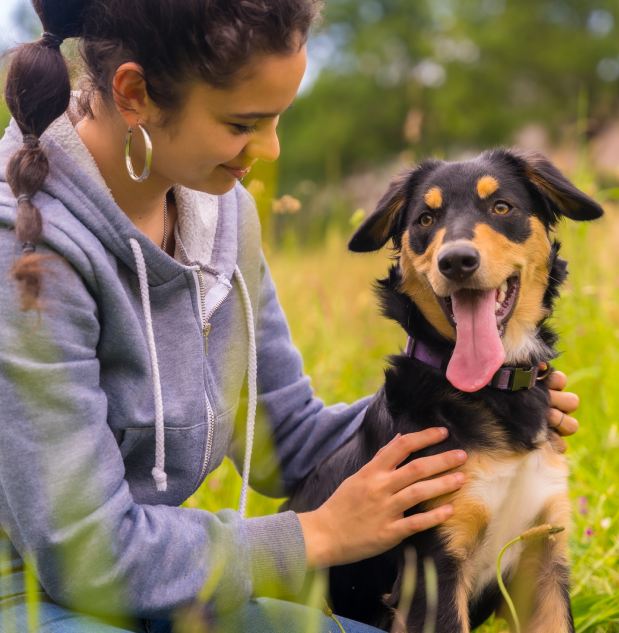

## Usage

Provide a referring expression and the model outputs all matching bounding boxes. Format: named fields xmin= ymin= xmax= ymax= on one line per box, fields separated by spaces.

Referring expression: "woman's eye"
xmin=230 ymin=123 xmax=258 ymax=135
xmin=493 ymin=201 xmax=512 ymax=215
xmin=419 ymin=213 xmax=435 ymax=227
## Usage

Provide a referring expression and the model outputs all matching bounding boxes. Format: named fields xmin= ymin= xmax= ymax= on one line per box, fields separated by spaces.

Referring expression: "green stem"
xmin=495 ymin=525 xmax=565 ymax=633
xmin=496 ymin=536 xmax=522 ymax=633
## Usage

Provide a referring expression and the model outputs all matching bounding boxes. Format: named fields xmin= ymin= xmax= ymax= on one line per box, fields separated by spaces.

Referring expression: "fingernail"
xmin=454 ymin=472 xmax=466 ymax=484
xmin=438 ymin=427 xmax=449 ymax=437
xmin=455 ymin=450 xmax=467 ymax=462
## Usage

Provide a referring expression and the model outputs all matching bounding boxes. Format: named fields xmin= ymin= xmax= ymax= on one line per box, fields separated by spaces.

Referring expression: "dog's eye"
xmin=419 ymin=213 xmax=435 ymax=227
xmin=493 ymin=201 xmax=512 ymax=215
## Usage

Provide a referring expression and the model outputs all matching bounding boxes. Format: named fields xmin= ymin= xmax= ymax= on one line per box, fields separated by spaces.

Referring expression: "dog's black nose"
xmin=438 ymin=245 xmax=480 ymax=281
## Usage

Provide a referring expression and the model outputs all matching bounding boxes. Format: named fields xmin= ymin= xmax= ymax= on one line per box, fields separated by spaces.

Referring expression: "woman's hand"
xmin=297 ymin=428 xmax=467 ymax=569
xmin=546 ymin=370 xmax=580 ymax=435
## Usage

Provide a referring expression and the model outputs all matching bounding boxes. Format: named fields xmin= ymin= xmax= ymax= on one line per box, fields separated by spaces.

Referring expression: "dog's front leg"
xmin=503 ymin=493 xmax=574 ymax=633
xmin=398 ymin=496 xmax=490 ymax=633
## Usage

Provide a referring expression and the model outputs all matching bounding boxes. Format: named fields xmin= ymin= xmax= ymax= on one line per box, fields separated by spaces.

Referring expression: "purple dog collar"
xmin=405 ymin=336 xmax=542 ymax=392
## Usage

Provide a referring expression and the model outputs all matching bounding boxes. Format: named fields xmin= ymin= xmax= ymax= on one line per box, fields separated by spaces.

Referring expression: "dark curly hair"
xmin=4 ymin=0 xmax=322 ymax=310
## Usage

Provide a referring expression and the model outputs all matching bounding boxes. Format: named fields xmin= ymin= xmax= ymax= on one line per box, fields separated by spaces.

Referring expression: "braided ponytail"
xmin=4 ymin=0 xmax=89 ymax=310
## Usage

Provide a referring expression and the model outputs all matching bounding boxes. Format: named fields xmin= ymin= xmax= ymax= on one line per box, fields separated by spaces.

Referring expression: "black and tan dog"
xmin=288 ymin=149 xmax=603 ymax=632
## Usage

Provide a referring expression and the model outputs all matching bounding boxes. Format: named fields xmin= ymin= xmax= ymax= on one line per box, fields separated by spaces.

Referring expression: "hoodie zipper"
xmin=194 ymin=268 xmax=215 ymax=483
xmin=195 ymin=268 xmax=232 ymax=356
xmin=193 ymin=267 xmax=233 ymax=486
xmin=201 ymin=392 xmax=216 ymax=485
xmin=196 ymin=269 xmax=211 ymax=354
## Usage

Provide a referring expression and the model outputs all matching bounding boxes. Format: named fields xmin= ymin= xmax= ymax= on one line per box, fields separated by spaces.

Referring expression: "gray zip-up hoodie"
xmin=0 ymin=111 xmax=369 ymax=619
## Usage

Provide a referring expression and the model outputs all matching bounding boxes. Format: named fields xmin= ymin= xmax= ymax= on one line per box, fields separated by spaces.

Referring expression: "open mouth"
xmin=434 ymin=274 xmax=521 ymax=393
xmin=438 ymin=274 xmax=520 ymax=337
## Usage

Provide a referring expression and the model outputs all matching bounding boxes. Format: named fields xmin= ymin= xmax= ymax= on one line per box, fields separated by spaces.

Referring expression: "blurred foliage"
xmin=1 ymin=0 xmax=618 ymax=246
xmin=279 ymin=0 xmax=619 ymax=192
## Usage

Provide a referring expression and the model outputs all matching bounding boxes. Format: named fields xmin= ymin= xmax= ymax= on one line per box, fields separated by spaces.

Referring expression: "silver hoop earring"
xmin=125 ymin=124 xmax=153 ymax=183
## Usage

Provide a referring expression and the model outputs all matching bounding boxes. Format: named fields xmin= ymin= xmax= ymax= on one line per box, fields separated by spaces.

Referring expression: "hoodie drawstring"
xmin=129 ymin=238 xmax=168 ymax=492
xmin=234 ymin=265 xmax=258 ymax=518
xmin=126 ymin=240 xmax=257 ymax=512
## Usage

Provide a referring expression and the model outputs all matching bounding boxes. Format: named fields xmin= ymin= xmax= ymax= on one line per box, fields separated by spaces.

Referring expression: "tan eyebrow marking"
xmin=424 ymin=186 xmax=443 ymax=209
xmin=477 ymin=175 xmax=500 ymax=199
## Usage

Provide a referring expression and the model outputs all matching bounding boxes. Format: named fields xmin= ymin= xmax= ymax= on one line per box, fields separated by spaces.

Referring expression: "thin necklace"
xmin=161 ymin=195 xmax=169 ymax=252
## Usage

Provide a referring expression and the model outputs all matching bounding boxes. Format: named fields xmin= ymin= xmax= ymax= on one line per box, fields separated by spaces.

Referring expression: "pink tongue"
xmin=446 ymin=289 xmax=505 ymax=392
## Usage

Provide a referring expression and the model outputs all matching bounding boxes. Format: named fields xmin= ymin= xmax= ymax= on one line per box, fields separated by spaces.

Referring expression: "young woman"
xmin=0 ymin=1 xmax=579 ymax=631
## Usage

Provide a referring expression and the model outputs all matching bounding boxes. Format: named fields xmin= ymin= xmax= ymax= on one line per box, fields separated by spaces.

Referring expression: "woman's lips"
xmin=222 ymin=165 xmax=252 ymax=180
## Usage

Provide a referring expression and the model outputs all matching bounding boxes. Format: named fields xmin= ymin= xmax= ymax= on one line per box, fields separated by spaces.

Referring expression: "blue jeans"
xmin=0 ymin=570 xmax=386 ymax=633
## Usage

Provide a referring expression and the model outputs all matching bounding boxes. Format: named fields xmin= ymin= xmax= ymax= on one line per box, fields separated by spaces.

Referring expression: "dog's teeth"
xmin=501 ymin=281 xmax=508 ymax=294
xmin=495 ymin=301 xmax=502 ymax=312
xmin=498 ymin=290 xmax=506 ymax=304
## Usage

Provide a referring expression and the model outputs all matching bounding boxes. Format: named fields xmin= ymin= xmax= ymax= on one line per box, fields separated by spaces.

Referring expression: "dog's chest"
xmin=452 ymin=444 xmax=568 ymax=597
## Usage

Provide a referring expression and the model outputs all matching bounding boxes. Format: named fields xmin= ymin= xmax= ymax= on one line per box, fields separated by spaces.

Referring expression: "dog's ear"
xmin=349 ymin=160 xmax=442 ymax=252
xmin=348 ymin=172 xmax=409 ymax=252
xmin=515 ymin=150 xmax=604 ymax=222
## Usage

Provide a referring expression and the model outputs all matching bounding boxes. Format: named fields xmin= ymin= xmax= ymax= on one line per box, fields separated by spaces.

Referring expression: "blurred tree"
xmin=2 ymin=0 xmax=617 ymax=245
xmin=10 ymin=0 xmax=39 ymax=40
xmin=278 ymin=0 xmax=619 ymax=194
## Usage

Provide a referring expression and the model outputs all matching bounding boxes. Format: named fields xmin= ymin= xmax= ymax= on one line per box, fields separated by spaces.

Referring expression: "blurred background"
xmin=1 ymin=2 xmax=618 ymax=631
xmin=1 ymin=0 xmax=618 ymax=244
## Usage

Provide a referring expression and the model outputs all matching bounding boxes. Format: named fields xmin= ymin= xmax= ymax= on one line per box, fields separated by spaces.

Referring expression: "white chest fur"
xmin=465 ymin=446 xmax=568 ymax=598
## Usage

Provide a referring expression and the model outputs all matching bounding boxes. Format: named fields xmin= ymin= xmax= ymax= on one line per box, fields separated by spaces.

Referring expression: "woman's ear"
xmin=348 ymin=160 xmax=442 ymax=253
xmin=111 ymin=62 xmax=156 ymax=127
xmin=514 ymin=150 xmax=604 ymax=222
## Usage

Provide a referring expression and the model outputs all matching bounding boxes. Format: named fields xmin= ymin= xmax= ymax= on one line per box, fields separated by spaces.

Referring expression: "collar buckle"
xmin=509 ymin=366 xmax=539 ymax=391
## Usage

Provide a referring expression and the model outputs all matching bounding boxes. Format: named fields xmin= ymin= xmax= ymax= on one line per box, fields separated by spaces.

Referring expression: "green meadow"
xmin=190 ymin=198 xmax=619 ymax=632
xmin=1 ymin=0 xmax=618 ymax=628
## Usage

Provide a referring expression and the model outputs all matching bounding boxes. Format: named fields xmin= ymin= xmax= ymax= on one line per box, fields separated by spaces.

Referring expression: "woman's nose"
xmin=248 ymin=121 xmax=280 ymax=163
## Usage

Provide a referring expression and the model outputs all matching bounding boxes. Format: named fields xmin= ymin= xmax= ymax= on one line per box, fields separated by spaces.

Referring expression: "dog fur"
xmin=287 ymin=149 xmax=603 ymax=632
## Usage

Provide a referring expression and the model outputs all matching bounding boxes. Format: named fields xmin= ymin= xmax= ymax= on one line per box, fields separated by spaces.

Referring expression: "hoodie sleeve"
xmin=0 ymin=233 xmax=306 ymax=619
xmin=231 ymin=255 xmax=370 ymax=497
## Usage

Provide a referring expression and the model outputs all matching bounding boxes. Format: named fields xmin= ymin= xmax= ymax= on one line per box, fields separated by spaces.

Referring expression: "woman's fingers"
xmin=372 ymin=428 xmax=449 ymax=471
xmin=394 ymin=504 xmax=454 ymax=538
xmin=392 ymin=471 xmax=466 ymax=510
xmin=547 ymin=406 xmax=579 ymax=436
xmin=389 ymin=449 xmax=467 ymax=493
xmin=544 ymin=369 xmax=580 ymax=437
xmin=548 ymin=388 xmax=580 ymax=416
xmin=545 ymin=369 xmax=567 ymax=391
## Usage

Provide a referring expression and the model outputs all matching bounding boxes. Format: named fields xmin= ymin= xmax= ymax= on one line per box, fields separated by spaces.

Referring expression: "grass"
xmin=190 ymin=208 xmax=619 ymax=631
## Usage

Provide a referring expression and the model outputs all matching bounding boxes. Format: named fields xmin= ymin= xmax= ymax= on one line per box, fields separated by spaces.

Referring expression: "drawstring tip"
xmin=152 ymin=467 xmax=168 ymax=492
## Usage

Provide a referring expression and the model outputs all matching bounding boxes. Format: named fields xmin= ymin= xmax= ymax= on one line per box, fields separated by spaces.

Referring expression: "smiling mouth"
xmin=438 ymin=274 xmax=521 ymax=337
xmin=222 ymin=165 xmax=252 ymax=180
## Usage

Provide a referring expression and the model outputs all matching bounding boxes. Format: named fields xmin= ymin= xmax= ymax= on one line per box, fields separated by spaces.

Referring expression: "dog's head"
xmin=349 ymin=149 xmax=603 ymax=392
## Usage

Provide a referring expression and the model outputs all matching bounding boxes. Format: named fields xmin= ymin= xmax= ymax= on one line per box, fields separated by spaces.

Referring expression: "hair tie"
xmin=23 ymin=134 xmax=40 ymax=149
xmin=17 ymin=194 xmax=31 ymax=205
xmin=40 ymin=31 xmax=64 ymax=50
xmin=22 ymin=242 xmax=37 ymax=254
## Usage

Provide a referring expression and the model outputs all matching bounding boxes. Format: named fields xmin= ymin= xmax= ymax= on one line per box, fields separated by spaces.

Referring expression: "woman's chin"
xmin=192 ymin=169 xmax=239 ymax=196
